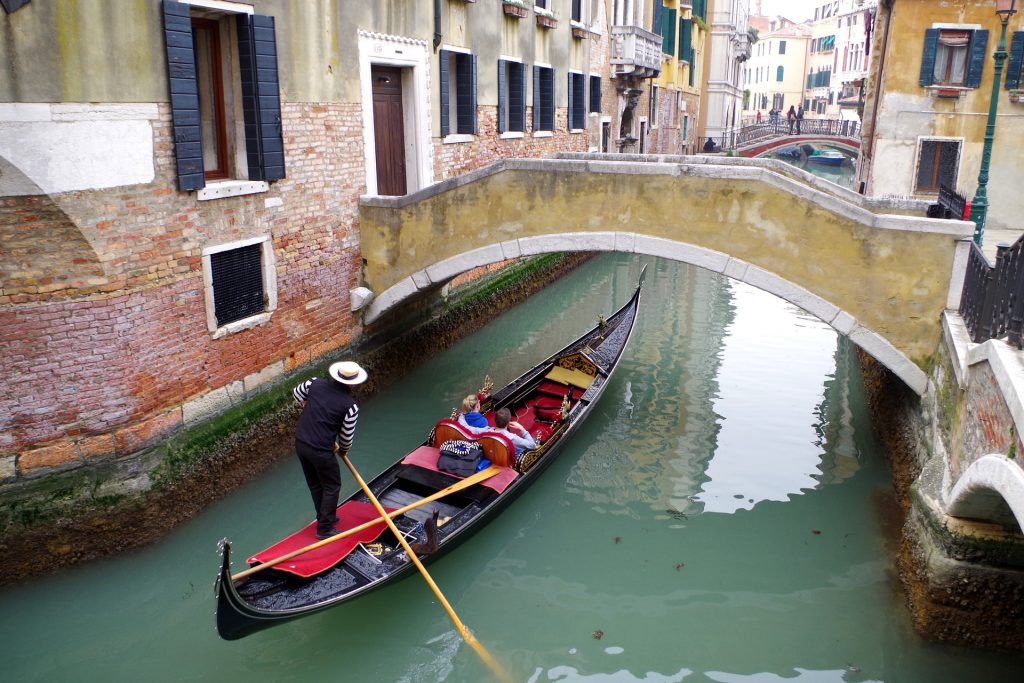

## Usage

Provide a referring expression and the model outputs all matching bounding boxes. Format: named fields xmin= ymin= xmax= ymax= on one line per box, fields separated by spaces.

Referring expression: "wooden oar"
xmin=232 ymin=465 xmax=501 ymax=582
xmin=341 ymin=454 xmax=513 ymax=683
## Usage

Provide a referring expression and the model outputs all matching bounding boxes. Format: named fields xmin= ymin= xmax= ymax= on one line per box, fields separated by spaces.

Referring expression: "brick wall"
xmin=1 ymin=99 xmax=592 ymax=482
xmin=955 ymin=362 xmax=1023 ymax=480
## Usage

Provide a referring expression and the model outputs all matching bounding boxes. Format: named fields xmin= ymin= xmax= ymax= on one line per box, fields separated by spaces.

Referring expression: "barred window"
xmin=203 ymin=236 xmax=277 ymax=334
xmin=915 ymin=139 xmax=961 ymax=194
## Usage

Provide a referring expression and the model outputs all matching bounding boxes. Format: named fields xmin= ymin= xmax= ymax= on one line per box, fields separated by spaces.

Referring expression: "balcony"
xmin=734 ymin=31 xmax=751 ymax=62
xmin=610 ymin=25 xmax=662 ymax=79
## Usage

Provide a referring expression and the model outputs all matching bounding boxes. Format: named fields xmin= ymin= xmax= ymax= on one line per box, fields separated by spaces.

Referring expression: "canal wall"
xmin=0 ymin=253 xmax=591 ymax=584
xmin=861 ymin=316 xmax=1024 ymax=652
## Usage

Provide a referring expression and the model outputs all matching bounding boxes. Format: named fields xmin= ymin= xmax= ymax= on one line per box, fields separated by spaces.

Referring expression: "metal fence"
xmin=708 ymin=119 xmax=862 ymax=152
xmin=960 ymin=236 xmax=1024 ymax=348
xmin=927 ymin=184 xmax=969 ymax=220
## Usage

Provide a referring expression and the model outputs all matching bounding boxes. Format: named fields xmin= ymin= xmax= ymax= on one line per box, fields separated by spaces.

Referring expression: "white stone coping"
xmin=363 ymin=232 xmax=930 ymax=395
xmin=945 ymin=454 xmax=1024 ymax=532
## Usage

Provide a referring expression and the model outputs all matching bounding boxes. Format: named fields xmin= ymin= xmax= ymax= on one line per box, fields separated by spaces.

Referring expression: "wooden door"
xmin=372 ymin=66 xmax=407 ymax=196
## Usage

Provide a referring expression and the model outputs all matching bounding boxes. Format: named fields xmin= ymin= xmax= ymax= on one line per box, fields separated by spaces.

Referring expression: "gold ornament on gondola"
xmin=480 ymin=375 xmax=493 ymax=395
xmin=560 ymin=393 xmax=571 ymax=420
xmin=596 ymin=315 xmax=607 ymax=328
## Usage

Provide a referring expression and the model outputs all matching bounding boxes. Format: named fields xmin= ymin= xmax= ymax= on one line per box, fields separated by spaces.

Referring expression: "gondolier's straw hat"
xmin=328 ymin=361 xmax=368 ymax=385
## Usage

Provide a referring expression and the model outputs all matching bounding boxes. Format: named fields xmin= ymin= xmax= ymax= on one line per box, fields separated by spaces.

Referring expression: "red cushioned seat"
xmin=534 ymin=405 xmax=564 ymax=421
xmin=537 ymin=380 xmax=584 ymax=401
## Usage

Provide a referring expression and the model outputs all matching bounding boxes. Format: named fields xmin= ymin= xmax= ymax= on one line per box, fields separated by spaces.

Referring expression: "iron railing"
xmin=960 ymin=235 xmax=1024 ymax=348
xmin=708 ymin=118 xmax=861 ymax=152
xmin=927 ymin=184 xmax=969 ymax=220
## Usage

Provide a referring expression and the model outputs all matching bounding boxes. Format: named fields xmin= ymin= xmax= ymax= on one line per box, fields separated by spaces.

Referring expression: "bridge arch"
xmin=364 ymin=234 xmax=928 ymax=394
xmin=945 ymin=454 xmax=1024 ymax=532
xmin=359 ymin=156 xmax=974 ymax=396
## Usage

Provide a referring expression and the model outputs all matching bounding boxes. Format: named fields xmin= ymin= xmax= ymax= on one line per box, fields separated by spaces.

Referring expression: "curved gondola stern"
xmin=215 ymin=539 xmax=261 ymax=641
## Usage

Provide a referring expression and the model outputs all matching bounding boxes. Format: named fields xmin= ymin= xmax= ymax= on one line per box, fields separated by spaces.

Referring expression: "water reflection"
xmin=697 ymin=282 xmax=848 ymax=513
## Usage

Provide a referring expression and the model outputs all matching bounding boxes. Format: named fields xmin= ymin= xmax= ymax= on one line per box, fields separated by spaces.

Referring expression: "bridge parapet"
xmin=359 ymin=156 xmax=974 ymax=394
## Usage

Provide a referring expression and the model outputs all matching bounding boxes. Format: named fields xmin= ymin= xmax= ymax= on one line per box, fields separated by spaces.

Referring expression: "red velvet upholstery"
xmin=537 ymin=381 xmax=584 ymax=401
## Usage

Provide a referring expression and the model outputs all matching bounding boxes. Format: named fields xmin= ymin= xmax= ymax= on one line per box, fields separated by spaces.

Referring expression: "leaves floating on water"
xmin=592 ymin=629 xmax=604 ymax=640
xmin=675 ymin=563 xmax=685 ymax=571
xmin=613 ymin=536 xmax=621 ymax=544
xmin=812 ymin=529 xmax=822 ymax=535
xmin=666 ymin=508 xmax=688 ymax=520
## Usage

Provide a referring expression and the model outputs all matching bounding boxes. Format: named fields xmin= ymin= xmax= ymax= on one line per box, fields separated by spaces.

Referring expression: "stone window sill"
xmin=197 ymin=180 xmax=270 ymax=201
xmin=533 ymin=130 xmax=553 ymax=138
xmin=443 ymin=133 xmax=475 ymax=144
xmin=211 ymin=311 xmax=273 ymax=339
xmin=500 ymin=131 xmax=525 ymax=139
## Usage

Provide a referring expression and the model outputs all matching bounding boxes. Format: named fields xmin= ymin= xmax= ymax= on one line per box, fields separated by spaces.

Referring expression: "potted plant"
xmin=502 ymin=0 xmax=529 ymax=18
xmin=570 ymin=20 xmax=587 ymax=39
xmin=535 ymin=5 xmax=557 ymax=28
xmin=1010 ymin=89 xmax=1023 ymax=104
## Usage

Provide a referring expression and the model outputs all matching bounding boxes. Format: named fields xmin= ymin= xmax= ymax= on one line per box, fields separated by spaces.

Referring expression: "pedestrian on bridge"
xmin=756 ymin=110 xmax=762 ymax=124
xmin=796 ymin=106 xmax=804 ymax=134
xmin=786 ymin=106 xmax=796 ymax=134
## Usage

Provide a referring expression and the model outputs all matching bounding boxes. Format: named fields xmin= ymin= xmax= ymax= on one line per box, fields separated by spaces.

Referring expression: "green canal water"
xmin=2 ymin=254 xmax=1022 ymax=682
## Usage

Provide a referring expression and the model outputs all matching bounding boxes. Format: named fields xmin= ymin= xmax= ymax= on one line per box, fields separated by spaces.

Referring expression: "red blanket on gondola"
xmin=246 ymin=500 xmax=396 ymax=578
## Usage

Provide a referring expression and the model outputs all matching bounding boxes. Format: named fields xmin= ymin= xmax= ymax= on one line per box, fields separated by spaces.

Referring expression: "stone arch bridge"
xmin=359 ymin=154 xmax=973 ymax=398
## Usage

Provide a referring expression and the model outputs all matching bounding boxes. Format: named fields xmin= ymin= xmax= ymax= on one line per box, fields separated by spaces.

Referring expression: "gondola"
xmin=215 ymin=265 xmax=646 ymax=640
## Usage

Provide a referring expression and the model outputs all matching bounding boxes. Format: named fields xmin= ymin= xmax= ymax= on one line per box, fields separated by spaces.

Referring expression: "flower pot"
xmin=502 ymin=3 xmax=528 ymax=18
xmin=536 ymin=14 xmax=557 ymax=29
xmin=572 ymin=26 xmax=587 ymax=39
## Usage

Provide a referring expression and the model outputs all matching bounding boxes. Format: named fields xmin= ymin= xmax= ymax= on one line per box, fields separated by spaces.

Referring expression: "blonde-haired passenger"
xmin=458 ymin=394 xmax=488 ymax=433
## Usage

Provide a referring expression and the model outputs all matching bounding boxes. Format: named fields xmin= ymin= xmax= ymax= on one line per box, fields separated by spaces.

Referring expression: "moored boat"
xmin=214 ymin=266 xmax=646 ymax=640
xmin=806 ymin=147 xmax=846 ymax=166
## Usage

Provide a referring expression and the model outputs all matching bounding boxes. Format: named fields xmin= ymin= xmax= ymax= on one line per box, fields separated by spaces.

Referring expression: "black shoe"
xmin=315 ymin=528 xmax=341 ymax=540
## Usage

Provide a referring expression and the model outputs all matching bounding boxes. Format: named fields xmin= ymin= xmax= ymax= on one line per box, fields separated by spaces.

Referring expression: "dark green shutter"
xmin=662 ymin=8 xmax=677 ymax=56
xmin=162 ymin=1 xmax=204 ymax=191
xmin=469 ymin=54 xmax=478 ymax=134
xmin=567 ymin=72 xmax=574 ymax=131
xmin=919 ymin=28 xmax=939 ymax=86
xmin=589 ymin=74 xmax=601 ymax=112
xmin=497 ymin=60 xmax=507 ymax=134
xmin=536 ymin=65 xmax=544 ymax=132
xmin=439 ymin=50 xmax=450 ymax=137
xmin=652 ymin=1 xmax=663 ymax=35
xmin=680 ymin=18 xmax=692 ymax=62
xmin=966 ymin=30 xmax=989 ymax=88
xmin=1007 ymin=32 xmax=1024 ymax=90
xmin=237 ymin=13 xmax=285 ymax=182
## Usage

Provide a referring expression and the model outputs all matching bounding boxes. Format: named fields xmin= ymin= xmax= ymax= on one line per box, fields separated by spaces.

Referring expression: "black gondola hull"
xmin=215 ymin=269 xmax=644 ymax=640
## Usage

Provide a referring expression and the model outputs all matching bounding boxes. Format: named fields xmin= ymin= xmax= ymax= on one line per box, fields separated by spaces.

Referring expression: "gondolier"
xmin=292 ymin=361 xmax=368 ymax=539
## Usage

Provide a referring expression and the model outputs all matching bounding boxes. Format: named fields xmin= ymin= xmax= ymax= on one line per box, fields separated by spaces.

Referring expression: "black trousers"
xmin=295 ymin=442 xmax=342 ymax=534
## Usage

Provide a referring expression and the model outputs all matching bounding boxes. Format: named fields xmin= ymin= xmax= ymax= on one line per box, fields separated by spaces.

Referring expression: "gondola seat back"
xmin=431 ymin=419 xmax=516 ymax=469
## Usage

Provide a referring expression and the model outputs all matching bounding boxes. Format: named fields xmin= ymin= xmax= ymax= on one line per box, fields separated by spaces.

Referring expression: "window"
xmin=589 ymin=75 xmax=602 ymax=113
xmin=915 ymin=139 xmax=961 ymax=194
xmin=498 ymin=59 xmax=526 ymax=133
xmin=533 ymin=65 xmax=555 ymax=132
xmin=919 ymin=28 xmax=988 ymax=88
xmin=1005 ymin=32 xmax=1024 ymax=90
xmin=779 ymin=40 xmax=787 ymax=55
xmin=440 ymin=49 xmax=477 ymax=137
xmin=161 ymin=1 xmax=285 ymax=193
xmin=568 ymin=72 xmax=586 ymax=130
xmin=202 ymin=236 xmax=277 ymax=334
xmin=571 ymin=0 xmax=582 ymax=23
xmin=649 ymin=85 xmax=659 ymax=127
xmin=777 ymin=66 xmax=784 ymax=82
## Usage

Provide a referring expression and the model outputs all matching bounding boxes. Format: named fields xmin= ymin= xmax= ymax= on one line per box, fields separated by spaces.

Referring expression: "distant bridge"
xmin=710 ymin=119 xmax=862 ymax=157
xmin=358 ymin=154 xmax=973 ymax=396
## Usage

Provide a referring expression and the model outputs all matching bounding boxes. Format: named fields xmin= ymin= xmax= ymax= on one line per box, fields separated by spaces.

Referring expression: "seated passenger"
xmin=457 ymin=394 xmax=489 ymax=433
xmin=493 ymin=408 xmax=537 ymax=455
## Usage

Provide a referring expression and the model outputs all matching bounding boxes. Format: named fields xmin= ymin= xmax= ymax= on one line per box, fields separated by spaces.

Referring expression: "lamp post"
xmin=970 ymin=0 xmax=1018 ymax=245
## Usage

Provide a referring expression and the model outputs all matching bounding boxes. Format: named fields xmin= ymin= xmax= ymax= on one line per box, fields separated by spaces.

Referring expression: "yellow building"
xmin=857 ymin=0 xmax=1024 ymax=233
xmin=741 ymin=16 xmax=811 ymax=119
xmin=647 ymin=0 xmax=709 ymax=153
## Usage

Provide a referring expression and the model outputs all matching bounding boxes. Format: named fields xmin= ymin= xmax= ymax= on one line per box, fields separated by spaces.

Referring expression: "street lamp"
xmin=970 ymin=0 xmax=1018 ymax=245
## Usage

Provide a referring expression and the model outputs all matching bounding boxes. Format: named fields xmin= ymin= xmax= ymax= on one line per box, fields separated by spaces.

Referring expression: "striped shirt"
xmin=293 ymin=377 xmax=359 ymax=453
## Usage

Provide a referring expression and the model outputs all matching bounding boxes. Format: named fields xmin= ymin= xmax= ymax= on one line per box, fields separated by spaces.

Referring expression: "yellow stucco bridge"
xmin=358 ymin=154 xmax=975 ymax=396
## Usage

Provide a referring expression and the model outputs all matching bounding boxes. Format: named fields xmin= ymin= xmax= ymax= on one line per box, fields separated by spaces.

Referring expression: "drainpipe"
xmin=433 ymin=0 xmax=442 ymax=51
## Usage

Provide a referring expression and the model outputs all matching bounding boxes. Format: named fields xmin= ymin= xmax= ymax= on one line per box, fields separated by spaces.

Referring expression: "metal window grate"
xmin=211 ymin=243 xmax=264 ymax=326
